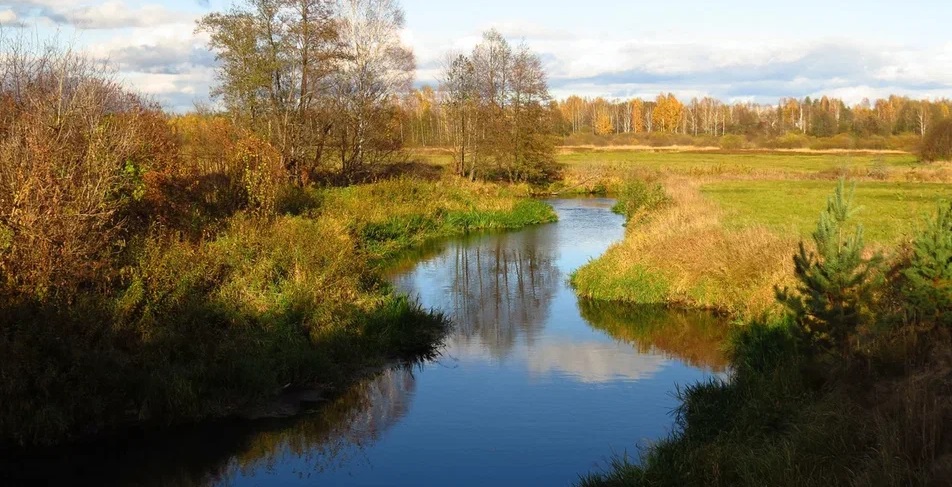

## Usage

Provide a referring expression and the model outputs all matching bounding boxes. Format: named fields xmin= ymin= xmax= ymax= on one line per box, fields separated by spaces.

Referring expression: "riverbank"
xmin=567 ymin=148 xmax=952 ymax=318
xmin=0 ymin=178 xmax=556 ymax=447
xmin=4 ymin=197 xmax=725 ymax=486
xmin=572 ymin=171 xmax=952 ymax=484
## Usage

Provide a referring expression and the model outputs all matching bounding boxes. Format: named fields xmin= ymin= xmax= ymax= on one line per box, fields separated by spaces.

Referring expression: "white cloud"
xmin=8 ymin=2 xmax=952 ymax=111
xmin=0 ymin=8 xmax=16 ymax=24
xmin=408 ymin=24 xmax=952 ymax=105
xmin=11 ymin=0 xmax=193 ymax=29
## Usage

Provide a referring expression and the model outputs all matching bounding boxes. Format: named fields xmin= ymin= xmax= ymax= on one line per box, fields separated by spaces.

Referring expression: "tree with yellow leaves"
xmin=652 ymin=93 xmax=684 ymax=133
xmin=592 ymin=98 xmax=614 ymax=135
xmin=629 ymin=98 xmax=645 ymax=133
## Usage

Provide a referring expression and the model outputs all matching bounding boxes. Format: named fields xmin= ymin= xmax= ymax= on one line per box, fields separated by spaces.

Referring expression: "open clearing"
xmin=701 ymin=180 xmax=952 ymax=244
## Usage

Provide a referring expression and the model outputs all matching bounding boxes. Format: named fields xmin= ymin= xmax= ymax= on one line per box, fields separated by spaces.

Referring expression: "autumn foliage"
xmin=920 ymin=118 xmax=952 ymax=162
xmin=0 ymin=46 xmax=172 ymax=297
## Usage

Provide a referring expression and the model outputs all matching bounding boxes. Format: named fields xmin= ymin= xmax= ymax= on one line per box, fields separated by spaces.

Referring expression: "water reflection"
xmin=526 ymin=339 xmax=669 ymax=383
xmin=579 ymin=300 xmax=730 ymax=371
xmin=3 ymin=366 xmax=418 ymax=486
xmin=393 ymin=228 xmax=560 ymax=360
xmin=219 ymin=366 xmax=417 ymax=483
xmin=6 ymin=199 xmax=730 ymax=486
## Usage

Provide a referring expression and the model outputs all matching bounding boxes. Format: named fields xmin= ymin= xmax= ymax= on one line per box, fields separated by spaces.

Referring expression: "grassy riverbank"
xmin=566 ymin=147 xmax=952 ymax=317
xmin=579 ymin=191 xmax=952 ymax=486
xmin=0 ymin=178 xmax=555 ymax=447
xmin=565 ymin=149 xmax=952 ymax=485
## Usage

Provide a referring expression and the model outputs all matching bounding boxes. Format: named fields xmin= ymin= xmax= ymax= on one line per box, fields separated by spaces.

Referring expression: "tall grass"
xmin=0 ymin=177 xmax=554 ymax=447
xmin=579 ymin=197 xmax=952 ymax=487
xmin=572 ymin=178 xmax=793 ymax=317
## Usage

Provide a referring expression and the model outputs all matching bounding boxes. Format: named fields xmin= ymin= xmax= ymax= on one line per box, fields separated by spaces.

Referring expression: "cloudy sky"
xmin=3 ymin=0 xmax=951 ymax=111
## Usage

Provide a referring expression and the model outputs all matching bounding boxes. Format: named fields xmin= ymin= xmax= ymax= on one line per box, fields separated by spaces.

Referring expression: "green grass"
xmin=416 ymin=148 xmax=919 ymax=174
xmin=557 ymin=150 xmax=917 ymax=175
xmin=577 ymin=320 xmax=934 ymax=487
xmin=0 ymin=177 xmax=555 ymax=447
xmin=701 ymin=180 xmax=952 ymax=244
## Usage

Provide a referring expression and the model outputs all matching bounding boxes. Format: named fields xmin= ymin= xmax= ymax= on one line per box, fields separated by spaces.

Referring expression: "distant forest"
xmin=398 ymin=89 xmax=951 ymax=150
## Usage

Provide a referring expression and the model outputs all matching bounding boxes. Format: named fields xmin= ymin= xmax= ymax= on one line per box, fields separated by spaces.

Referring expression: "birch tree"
xmin=332 ymin=0 xmax=414 ymax=178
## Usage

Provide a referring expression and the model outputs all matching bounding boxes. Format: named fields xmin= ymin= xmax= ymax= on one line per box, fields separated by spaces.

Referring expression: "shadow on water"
xmin=1 ymin=365 xmax=419 ymax=486
xmin=3 ymin=198 xmax=731 ymax=486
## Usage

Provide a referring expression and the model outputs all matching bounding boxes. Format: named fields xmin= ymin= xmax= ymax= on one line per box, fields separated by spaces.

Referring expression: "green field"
xmin=556 ymin=150 xmax=918 ymax=174
xmin=701 ymin=180 xmax=952 ymax=244
xmin=413 ymin=149 xmax=919 ymax=175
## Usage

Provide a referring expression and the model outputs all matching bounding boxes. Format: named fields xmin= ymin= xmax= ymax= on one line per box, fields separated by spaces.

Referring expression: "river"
xmin=6 ymin=198 xmax=726 ymax=486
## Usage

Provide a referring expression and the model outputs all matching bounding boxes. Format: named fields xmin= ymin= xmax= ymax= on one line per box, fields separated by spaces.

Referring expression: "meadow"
xmin=567 ymin=147 xmax=952 ymax=486
xmin=701 ymin=180 xmax=952 ymax=244
xmin=565 ymin=148 xmax=952 ymax=317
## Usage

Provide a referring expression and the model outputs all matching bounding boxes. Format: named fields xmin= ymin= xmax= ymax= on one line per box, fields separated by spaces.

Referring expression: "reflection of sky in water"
xmin=225 ymin=198 xmax=722 ymax=486
xmin=29 ymin=199 xmax=724 ymax=487
xmin=526 ymin=339 xmax=668 ymax=383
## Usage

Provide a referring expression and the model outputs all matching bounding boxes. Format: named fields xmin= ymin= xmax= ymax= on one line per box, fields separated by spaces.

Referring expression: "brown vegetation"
xmin=572 ymin=179 xmax=794 ymax=317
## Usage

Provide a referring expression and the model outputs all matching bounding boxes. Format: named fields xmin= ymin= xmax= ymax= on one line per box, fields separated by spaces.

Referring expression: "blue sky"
xmin=3 ymin=0 xmax=950 ymax=111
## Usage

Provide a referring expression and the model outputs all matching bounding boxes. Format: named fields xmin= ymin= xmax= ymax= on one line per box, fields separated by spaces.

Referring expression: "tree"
xmin=902 ymin=202 xmax=952 ymax=328
xmin=198 ymin=0 xmax=340 ymax=184
xmin=561 ymin=95 xmax=585 ymax=133
xmin=440 ymin=54 xmax=477 ymax=177
xmin=651 ymin=93 xmax=683 ymax=133
xmin=592 ymin=98 xmax=614 ymax=135
xmin=505 ymin=42 xmax=559 ymax=182
xmin=921 ymin=118 xmax=952 ymax=162
xmin=629 ymin=98 xmax=645 ymax=133
xmin=438 ymin=30 xmax=557 ymax=183
xmin=777 ymin=180 xmax=881 ymax=356
xmin=331 ymin=0 xmax=415 ymax=179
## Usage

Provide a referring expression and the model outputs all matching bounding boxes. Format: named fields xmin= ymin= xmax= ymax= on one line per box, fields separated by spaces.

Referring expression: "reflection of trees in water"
xmin=222 ymin=366 xmax=416 ymax=482
xmin=443 ymin=231 xmax=560 ymax=359
xmin=5 ymin=366 xmax=417 ymax=486
xmin=578 ymin=299 xmax=730 ymax=372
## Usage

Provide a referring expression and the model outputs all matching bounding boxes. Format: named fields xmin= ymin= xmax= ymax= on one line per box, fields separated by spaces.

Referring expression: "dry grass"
xmin=572 ymin=178 xmax=794 ymax=318
xmin=558 ymin=145 xmax=910 ymax=155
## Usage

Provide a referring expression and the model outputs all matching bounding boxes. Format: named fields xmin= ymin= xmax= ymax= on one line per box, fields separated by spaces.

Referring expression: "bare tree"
xmin=198 ymin=0 xmax=340 ymax=184
xmin=331 ymin=0 xmax=414 ymax=179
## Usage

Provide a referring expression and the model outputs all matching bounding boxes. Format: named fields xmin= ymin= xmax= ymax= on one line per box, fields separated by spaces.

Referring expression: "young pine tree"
xmin=777 ymin=179 xmax=881 ymax=356
xmin=902 ymin=201 xmax=952 ymax=328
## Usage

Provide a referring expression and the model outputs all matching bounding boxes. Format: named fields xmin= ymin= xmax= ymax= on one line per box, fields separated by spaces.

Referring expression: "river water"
xmin=6 ymin=198 xmax=726 ymax=486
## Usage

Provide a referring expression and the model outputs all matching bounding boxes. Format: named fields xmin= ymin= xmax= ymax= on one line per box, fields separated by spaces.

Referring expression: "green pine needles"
xmin=902 ymin=201 xmax=952 ymax=328
xmin=777 ymin=179 xmax=882 ymax=355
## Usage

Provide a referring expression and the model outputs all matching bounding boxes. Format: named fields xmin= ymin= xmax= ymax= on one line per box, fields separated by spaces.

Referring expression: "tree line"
xmin=397 ymin=89 xmax=952 ymax=149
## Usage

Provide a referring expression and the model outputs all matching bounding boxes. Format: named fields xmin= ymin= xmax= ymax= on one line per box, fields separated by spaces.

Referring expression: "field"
xmin=563 ymin=148 xmax=952 ymax=317
xmin=566 ymin=148 xmax=952 ymax=486
xmin=557 ymin=148 xmax=918 ymax=174
xmin=701 ymin=180 xmax=952 ymax=244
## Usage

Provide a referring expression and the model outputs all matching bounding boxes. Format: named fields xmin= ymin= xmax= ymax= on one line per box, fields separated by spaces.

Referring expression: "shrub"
xmin=612 ymin=180 xmax=671 ymax=221
xmin=0 ymin=40 xmax=164 ymax=297
xmin=901 ymin=201 xmax=952 ymax=327
xmin=809 ymin=134 xmax=855 ymax=151
xmin=920 ymin=118 xmax=952 ymax=162
xmin=719 ymin=134 xmax=746 ymax=150
xmin=770 ymin=132 xmax=810 ymax=149
xmin=776 ymin=180 xmax=881 ymax=355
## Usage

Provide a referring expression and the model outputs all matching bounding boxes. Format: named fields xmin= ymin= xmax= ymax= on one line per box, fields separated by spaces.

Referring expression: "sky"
xmin=2 ymin=0 xmax=951 ymax=111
